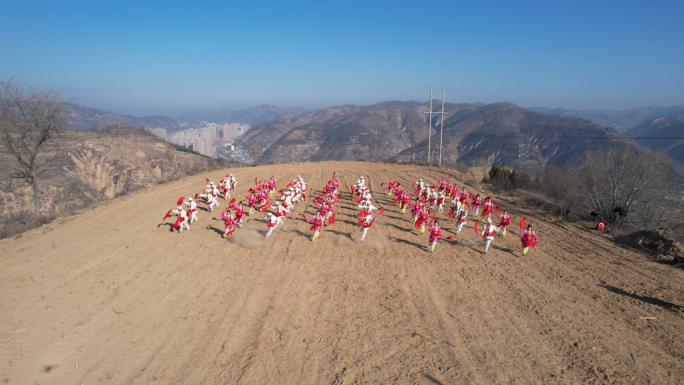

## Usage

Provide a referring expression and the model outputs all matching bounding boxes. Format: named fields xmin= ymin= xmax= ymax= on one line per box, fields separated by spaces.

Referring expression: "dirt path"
xmin=1 ymin=161 xmax=683 ymax=384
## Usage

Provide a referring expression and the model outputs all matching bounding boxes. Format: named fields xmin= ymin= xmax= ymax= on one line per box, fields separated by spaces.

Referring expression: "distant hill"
xmin=626 ymin=116 xmax=684 ymax=168
xmin=66 ymin=103 xmax=308 ymax=133
xmin=528 ymin=105 xmax=684 ymax=132
xmin=259 ymin=101 xmax=480 ymax=163
xmin=254 ymin=101 xmax=631 ymax=168
xmin=394 ymin=102 xmax=630 ymax=167
xmin=234 ymin=105 xmax=364 ymax=151
xmin=66 ymin=104 xmax=181 ymax=132
xmin=174 ymin=105 xmax=308 ymax=127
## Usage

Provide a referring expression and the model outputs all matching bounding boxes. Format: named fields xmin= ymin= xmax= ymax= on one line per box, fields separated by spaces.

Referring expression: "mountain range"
xmin=239 ymin=101 xmax=634 ymax=169
xmin=65 ymin=104 xmax=308 ymax=132
xmin=66 ymin=104 xmax=182 ymax=131
xmin=626 ymin=116 xmax=684 ymax=169
xmin=63 ymin=101 xmax=683 ymax=172
xmin=66 ymin=101 xmax=684 ymax=137
xmin=527 ymin=105 xmax=684 ymax=132
xmin=173 ymin=105 xmax=309 ymax=127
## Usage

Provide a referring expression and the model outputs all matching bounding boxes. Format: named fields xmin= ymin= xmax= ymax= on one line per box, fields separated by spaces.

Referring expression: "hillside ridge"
xmin=2 ymin=161 xmax=682 ymax=384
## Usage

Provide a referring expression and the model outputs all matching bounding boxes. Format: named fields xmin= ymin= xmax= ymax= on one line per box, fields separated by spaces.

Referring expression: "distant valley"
xmin=63 ymin=101 xmax=684 ymax=172
xmin=240 ymin=101 xmax=640 ymax=169
xmin=527 ymin=105 xmax=684 ymax=132
xmin=66 ymin=104 xmax=309 ymax=132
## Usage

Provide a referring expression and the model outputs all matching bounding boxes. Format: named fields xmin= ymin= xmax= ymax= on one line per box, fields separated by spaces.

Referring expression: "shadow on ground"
xmin=600 ymin=285 xmax=683 ymax=311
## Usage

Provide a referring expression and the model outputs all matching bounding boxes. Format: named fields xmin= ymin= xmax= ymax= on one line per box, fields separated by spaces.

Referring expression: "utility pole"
xmin=410 ymin=121 xmax=414 ymax=164
xmin=440 ymin=86 xmax=445 ymax=166
xmin=424 ymin=86 xmax=447 ymax=167
xmin=428 ymin=85 xmax=433 ymax=165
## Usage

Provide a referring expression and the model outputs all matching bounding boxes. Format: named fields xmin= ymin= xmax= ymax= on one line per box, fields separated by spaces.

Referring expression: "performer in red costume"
xmin=428 ymin=221 xmax=450 ymax=253
xmin=221 ymin=209 xmax=237 ymax=237
xmin=271 ymin=201 xmax=288 ymax=221
xmin=170 ymin=206 xmax=190 ymax=232
xmin=399 ymin=191 xmax=412 ymax=214
xmin=301 ymin=211 xmax=325 ymax=241
xmin=410 ymin=199 xmax=424 ymax=223
xmin=227 ymin=201 xmax=246 ymax=227
xmin=497 ymin=209 xmax=512 ymax=236
xmin=415 ymin=206 xmax=431 ymax=234
xmin=470 ymin=193 xmax=482 ymax=216
xmin=475 ymin=218 xmax=500 ymax=254
xmin=454 ymin=205 xmax=468 ymax=234
xmin=480 ymin=197 xmax=498 ymax=220
xmin=264 ymin=211 xmax=282 ymax=238
xmin=358 ymin=207 xmax=384 ymax=241
xmin=520 ymin=220 xmax=539 ymax=255
xmin=183 ymin=197 xmax=198 ymax=223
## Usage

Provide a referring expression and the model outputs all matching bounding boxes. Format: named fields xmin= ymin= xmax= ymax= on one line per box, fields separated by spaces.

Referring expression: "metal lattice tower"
xmin=424 ymin=86 xmax=448 ymax=166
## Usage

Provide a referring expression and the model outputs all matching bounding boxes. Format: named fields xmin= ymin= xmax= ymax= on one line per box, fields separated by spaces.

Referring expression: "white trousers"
xmin=484 ymin=237 xmax=493 ymax=252
xmin=178 ymin=220 xmax=190 ymax=232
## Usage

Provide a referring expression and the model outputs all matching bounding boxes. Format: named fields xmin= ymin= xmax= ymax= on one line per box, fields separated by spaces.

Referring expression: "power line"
xmin=461 ymin=135 xmax=684 ymax=140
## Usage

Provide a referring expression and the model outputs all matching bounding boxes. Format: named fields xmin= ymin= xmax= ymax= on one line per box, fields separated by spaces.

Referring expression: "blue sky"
xmin=1 ymin=1 xmax=683 ymax=116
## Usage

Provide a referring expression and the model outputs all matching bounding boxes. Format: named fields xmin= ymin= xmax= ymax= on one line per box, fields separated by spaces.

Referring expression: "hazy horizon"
xmin=2 ymin=1 xmax=683 ymax=116
xmin=72 ymin=100 xmax=684 ymax=120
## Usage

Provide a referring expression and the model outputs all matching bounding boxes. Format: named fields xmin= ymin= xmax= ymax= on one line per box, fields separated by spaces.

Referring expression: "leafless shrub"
xmin=0 ymin=211 xmax=35 ymax=238
xmin=539 ymin=164 xmax=578 ymax=215
xmin=629 ymin=188 xmax=683 ymax=231
xmin=575 ymin=147 xmax=678 ymax=228
xmin=488 ymin=165 xmax=538 ymax=192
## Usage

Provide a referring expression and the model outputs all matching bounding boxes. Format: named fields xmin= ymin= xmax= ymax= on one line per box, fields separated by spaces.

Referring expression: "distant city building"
xmin=146 ymin=127 xmax=167 ymax=140
xmin=169 ymin=129 xmax=213 ymax=157
xmin=166 ymin=122 xmax=250 ymax=158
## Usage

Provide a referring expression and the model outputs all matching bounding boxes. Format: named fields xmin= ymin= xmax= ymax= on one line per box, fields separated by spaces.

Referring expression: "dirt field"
xmin=2 ymin=161 xmax=683 ymax=384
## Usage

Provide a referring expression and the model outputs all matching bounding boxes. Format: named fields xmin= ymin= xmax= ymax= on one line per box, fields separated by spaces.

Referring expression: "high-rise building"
xmin=217 ymin=123 xmax=240 ymax=139
xmin=146 ymin=127 xmax=167 ymax=139
xmin=167 ymin=129 xmax=215 ymax=157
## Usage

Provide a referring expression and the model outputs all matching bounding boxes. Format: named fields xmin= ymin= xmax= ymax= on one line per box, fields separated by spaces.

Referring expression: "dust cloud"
xmin=229 ymin=227 xmax=267 ymax=249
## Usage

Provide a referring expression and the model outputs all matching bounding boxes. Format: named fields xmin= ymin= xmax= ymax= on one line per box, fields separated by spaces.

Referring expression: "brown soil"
xmin=616 ymin=229 xmax=684 ymax=260
xmin=1 ymin=161 xmax=683 ymax=384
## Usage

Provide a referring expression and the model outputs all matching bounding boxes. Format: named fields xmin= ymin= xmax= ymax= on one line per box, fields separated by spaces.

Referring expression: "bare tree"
xmin=0 ymin=78 xmax=71 ymax=223
xmin=541 ymin=164 xmax=577 ymax=216
xmin=247 ymin=144 xmax=261 ymax=165
xmin=575 ymin=146 xmax=676 ymax=228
